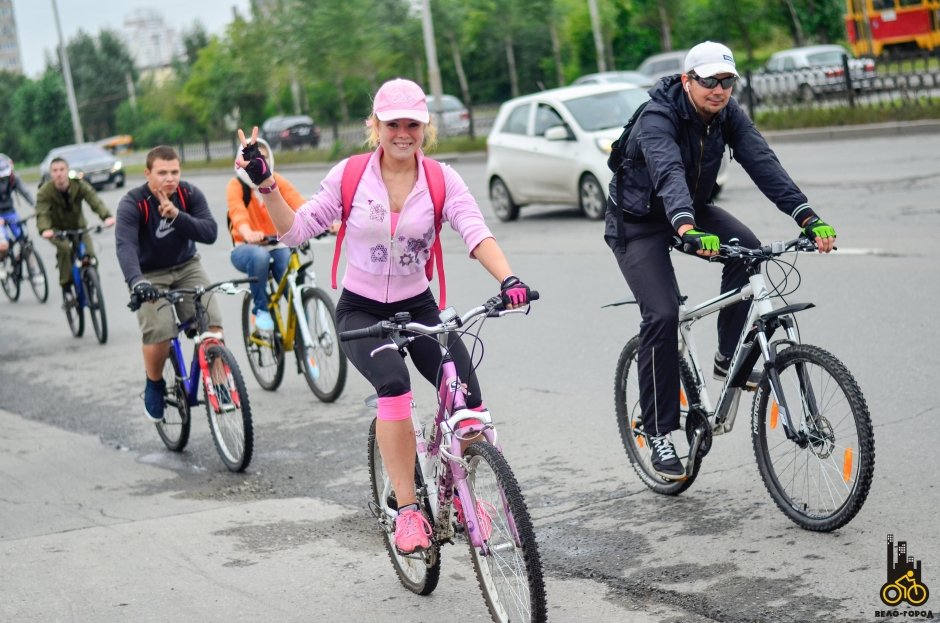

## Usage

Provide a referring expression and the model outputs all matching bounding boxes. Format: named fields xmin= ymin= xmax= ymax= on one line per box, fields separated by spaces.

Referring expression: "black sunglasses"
xmin=689 ymin=74 xmax=737 ymax=89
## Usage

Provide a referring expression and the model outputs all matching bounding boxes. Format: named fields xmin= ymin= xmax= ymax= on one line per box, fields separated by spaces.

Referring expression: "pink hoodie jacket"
xmin=280 ymin=148 xmax=494 ymax=303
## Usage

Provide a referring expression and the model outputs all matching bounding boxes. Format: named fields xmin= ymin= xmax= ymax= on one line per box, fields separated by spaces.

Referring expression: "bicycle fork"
xmin=197 ymin=337 xmax=240 ymax=413
xmin=290 ymin=282 xmax=319 ymax=370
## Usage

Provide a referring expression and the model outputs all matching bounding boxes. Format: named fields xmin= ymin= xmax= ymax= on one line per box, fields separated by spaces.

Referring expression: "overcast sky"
xmin=11 ymin=0 xmax=252 ymax=77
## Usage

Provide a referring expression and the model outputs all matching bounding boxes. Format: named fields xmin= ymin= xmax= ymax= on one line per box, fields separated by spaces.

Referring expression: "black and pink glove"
xmin=238 ymin=142 xmax=272 ymax=186
xmin=500 ymin=275 xmax=531 ymax=307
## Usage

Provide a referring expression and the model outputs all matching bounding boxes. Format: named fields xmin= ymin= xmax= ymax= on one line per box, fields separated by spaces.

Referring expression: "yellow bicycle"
xmin=240 ymin=238 xmax=346 ymax=401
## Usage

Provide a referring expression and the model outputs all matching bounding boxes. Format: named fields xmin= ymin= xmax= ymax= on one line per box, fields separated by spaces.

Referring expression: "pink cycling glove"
xmin=500 ymin=275 xmax=531 ymax=307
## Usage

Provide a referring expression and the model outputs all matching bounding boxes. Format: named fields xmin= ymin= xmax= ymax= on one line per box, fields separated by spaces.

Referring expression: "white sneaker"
xmin=255 ymin=310 xmax=274 ymax=332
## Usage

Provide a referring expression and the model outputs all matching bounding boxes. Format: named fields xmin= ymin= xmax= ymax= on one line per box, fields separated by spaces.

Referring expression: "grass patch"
xmin=754 ymin=98 xmax=940 ymax=130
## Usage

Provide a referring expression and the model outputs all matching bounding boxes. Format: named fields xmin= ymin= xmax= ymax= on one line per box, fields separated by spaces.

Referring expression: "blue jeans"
xmin=0 ymin=210 xmax=22 ymax=241
xmin=230 ymin=245 xmax=290 ymax=314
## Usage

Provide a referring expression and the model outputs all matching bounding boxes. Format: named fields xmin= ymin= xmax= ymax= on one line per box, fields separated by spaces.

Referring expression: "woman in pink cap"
xmin=235 ymin=78 xmax=533 ymax=555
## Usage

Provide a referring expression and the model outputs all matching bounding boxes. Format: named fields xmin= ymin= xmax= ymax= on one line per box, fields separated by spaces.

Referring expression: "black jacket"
xmin=115 ymin=181 xmax=218 ymax=287
xmin=608 ymin=75 xmax=816 ymax=232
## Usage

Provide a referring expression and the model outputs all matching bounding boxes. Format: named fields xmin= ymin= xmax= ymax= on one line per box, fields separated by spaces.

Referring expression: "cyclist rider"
xmin=603 ymin=41 xmax=837 ymax=480
xmin=227 ymin=138 xmax=305 ymax=332
xmin=115 ymin=145 xmax=222 ymax=423
xmin=0 ymin=154 xmax=34 ymax=262
xmin=235 ymin=78 xmax=533 ymax=555
xmin=35 ymin=157 xmax=115 ymax=301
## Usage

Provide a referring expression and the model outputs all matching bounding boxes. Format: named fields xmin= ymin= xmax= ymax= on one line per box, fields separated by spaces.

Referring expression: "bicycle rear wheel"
xmin=241 ymin=292 xmax=285 ymax=390
xmin=23 ymin=243 xmax=49 ymax=303
xmin=752 ymin=343 xmax=875 ymax=531
xmin=203 ymin=343 xmax=254 ymax=472
xmin=614 ymin=335 xmax=699 ymax=495
xmin=297 ymin=287 xmax=347 ymax=402
xmin=367 ymin=417 xmax=441 ymax=596
xmin=157 ymin=349 xmax=191 ymax=451
xmin=64 ymin=282 xmax=85 ymax=337
xmin=1 ymin=254 xmax=20 ymax=301
xmin=463 ymin=441 xmax=546 ymax=623
xmin=83 ymin=267 xmax=107 ymax=344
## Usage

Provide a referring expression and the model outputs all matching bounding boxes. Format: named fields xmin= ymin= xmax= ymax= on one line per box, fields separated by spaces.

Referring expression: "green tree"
xmin=0 ymin=71 xmax=28 ymax=161
xmin=64 ymin=29 xmax=137 ymax=140
xmin=10 ymin=71 xmax=72 ymax=162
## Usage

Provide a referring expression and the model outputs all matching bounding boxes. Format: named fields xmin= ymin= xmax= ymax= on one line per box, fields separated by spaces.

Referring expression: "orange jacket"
xmin=226 ymin=172 xmax=305 ymax=244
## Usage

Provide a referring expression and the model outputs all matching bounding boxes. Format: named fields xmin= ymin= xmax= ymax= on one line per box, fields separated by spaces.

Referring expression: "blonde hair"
xmin=366 ymin=114 xmax=438 ymax=151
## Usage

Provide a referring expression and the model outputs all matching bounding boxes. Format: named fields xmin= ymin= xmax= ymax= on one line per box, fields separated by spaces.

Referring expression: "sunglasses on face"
xmin=689 ymin=74 xmax=737 ymax=89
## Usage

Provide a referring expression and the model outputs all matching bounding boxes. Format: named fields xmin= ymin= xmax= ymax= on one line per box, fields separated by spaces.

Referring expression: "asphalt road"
xmin=2 ymin=131 xmax=939 ymax=622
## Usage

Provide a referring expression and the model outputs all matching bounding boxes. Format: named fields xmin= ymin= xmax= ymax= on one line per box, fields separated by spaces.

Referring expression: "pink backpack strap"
xmin=422 ymin=158 xmax=447 ymax=309
xmin=332 ymin=153 xmax=371 ymax=289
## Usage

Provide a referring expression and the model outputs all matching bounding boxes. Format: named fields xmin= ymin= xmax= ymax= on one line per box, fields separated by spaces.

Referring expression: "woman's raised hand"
xmin=235 ymin=126 xmax=272 ymax=185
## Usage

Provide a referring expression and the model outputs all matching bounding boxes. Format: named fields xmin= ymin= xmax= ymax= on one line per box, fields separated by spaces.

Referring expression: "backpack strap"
xmin=422 ymin=158 xmax=446 ymax=309
xmin=332 ymin=154 xmax=448 ymax=308
xmin=332 ymin=153 xmax=372 ymax=289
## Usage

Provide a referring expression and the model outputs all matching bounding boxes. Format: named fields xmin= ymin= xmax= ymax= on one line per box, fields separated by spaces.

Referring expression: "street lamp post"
xmin=51 ymin=0 xmax=84 ymax=144
xmin=420 ymin=0 xmax=445 ymax=131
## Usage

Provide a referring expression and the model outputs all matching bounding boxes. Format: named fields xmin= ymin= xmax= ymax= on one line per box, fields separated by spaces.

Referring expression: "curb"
xmin=762 ymin=119 xmax=940 ymax=143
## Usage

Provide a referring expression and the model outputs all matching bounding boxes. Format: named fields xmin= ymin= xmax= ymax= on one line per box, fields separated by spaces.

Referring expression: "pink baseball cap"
xmin=373 ymin=78 xmax=430 ymax=124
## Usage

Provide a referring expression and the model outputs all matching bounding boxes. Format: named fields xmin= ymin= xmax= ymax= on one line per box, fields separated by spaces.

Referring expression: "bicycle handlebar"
xmin=671 ymin=235 xmax=821 ymax=260
xmin=52 ymin=224 xmax=110 ymax=239
xmin=127 ymin=277 xmax=256 ymax=310
xmin=339 ymin=291 xmax=540 ymax=343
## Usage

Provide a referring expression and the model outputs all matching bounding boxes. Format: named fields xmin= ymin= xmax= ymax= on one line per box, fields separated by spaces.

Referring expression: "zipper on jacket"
xmin=692 ymin=126 xmax=707 ymax=200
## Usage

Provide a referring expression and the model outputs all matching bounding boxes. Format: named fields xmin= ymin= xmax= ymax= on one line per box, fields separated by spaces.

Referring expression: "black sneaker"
xmin=649 ymin=434 xmax=685 ymax=480
xmin=143 ymin=378 xmax=166 ymax=422
xmin=713 ymin=352 xmax=761 ymax=390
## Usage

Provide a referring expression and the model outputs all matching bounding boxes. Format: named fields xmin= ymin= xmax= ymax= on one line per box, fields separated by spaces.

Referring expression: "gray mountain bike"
xmin=610 ymin=236 xmax=875 ymax=532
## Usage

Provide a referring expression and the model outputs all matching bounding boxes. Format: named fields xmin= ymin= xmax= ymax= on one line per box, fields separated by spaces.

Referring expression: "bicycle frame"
xmin=368 ymin=306 xmax=530 ymax=554
xmin=677 ymin=245 xmax=817 ymax=443
xmin=165 ymin=288 xmax=245 ymax=413
xmin=69 ymin=236 xmax=92 ymax=309
xmin=270 ymin=249 xmax=318 ymax=353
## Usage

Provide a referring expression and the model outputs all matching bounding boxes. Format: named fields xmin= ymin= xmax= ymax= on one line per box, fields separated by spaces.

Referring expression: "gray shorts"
xmin=136 ymin=256 xmax=223 ymax=344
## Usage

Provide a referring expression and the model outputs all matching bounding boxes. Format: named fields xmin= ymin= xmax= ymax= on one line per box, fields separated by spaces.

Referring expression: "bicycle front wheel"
xmin=157 ymin=350 xmax=191 ymax=451
xmin=297 ymin=287 xmax=347 ymax=402
xmin=367 ymin=417 xmax=441 ymax=596
xmin=64 ymin=282 xmax=85 ymax=337
xmin=241 ymin=292 xmax=285 ymax=390
xmin=83 ymin=267 xmax=107 ymax=344
xmin=203 ymin=343 xmax=254 ymax=472
xmin=463 ymin=441 xmax=546 ymax=623
xmin=23 ymin=243 xmax=49 ymax=303
xmin=752 ymin=344 xmax=875 ymax=531
xmin=615 ymin=335 xmax=699 ymax=495
xmin=1 ymin=254 xmax=20 ymax=301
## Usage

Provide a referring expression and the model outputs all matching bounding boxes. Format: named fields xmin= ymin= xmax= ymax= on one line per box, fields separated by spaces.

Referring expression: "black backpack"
xmin=607 ymin=99 xmax=650 ymax=174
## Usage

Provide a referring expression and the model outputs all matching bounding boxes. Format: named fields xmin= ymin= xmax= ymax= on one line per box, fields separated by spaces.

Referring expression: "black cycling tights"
xmin=336 ymin=288 xmax=483 ymax=409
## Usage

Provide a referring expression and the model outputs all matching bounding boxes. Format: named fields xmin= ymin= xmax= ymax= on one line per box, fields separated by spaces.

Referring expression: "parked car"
xmin=260 ymin=115 xmax=322 ymax=150
xmin=426 ymin=94 xmax=471 ymax=136
xmin=38 ymin=143 xmax=125 ymax=190
xmin=637 ymin=50 xmax=689 ymax=82
xmin=751 ymin=44 xmax=876 ymax=102
xmin=485 ymin=84 xmax=650 ymax=221
xmin=486 ymin=83 xmax=732 ymax=222
xmin=571 ymin=70 xmax=655 ymax=89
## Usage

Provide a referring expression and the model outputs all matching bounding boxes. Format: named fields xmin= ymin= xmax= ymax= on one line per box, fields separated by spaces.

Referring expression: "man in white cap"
xmin=603 ymin=40 xmax=838 ymax=480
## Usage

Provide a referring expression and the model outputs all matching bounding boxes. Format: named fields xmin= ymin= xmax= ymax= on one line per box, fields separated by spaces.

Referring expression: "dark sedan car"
xmin=38 ymin=143 xmax=125 ymax=190
xmin=261 ymin=115 xmax=322 ymax=150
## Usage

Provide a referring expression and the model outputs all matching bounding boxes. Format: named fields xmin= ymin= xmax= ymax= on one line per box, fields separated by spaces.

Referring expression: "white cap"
xmin=684 ymin=41 xmax=738 ymax=78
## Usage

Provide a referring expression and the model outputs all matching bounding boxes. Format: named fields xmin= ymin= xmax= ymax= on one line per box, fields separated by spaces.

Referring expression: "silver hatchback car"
xmin=486 ymin=84 xmax=649 ymax=221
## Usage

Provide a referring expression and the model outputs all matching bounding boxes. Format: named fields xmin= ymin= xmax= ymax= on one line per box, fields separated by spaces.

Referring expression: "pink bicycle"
xmin=341 ymin=294 xmax=546 ymax=623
